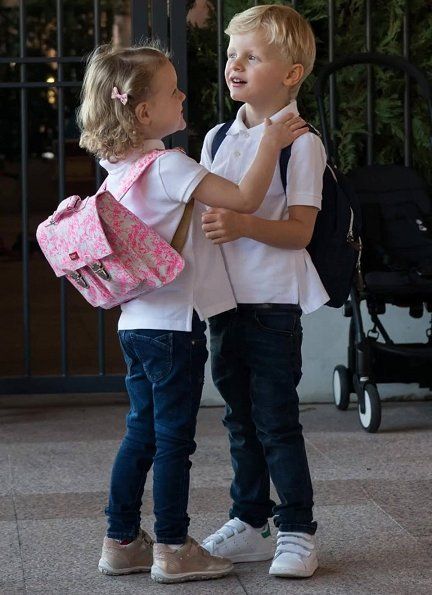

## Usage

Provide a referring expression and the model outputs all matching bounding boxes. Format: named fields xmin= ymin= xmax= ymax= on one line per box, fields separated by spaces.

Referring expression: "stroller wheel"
xmin=358 ymin=384 xmax=382 ymax=433
xmin=333 ymin=365 xmax=351 ymax=410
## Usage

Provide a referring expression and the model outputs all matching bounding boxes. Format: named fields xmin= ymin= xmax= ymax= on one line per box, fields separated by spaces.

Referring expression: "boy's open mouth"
xmin=230 ymin=77 xmax=246 ymax=86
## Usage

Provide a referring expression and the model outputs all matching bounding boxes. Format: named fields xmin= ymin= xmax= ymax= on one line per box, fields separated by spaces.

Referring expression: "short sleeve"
xmin=285 ymin=132 xmax=327 ymax=209
xmin=157 ymin=151 xmax=209 ymax=204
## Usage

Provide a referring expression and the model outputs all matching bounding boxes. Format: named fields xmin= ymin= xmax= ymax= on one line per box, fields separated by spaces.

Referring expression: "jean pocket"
xmin=254 ymin=311 xmax=300 ymax=335
xmin=130 ymin=331 xmax=173 ymax=383
xmin=208 ymin=310 xmax=233 ymax=330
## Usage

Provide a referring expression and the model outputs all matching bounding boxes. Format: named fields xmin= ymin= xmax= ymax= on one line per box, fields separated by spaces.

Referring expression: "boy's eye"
xmin=227 ymin=52 xmax=236 ymax=60
xmin=248 ymin=55 xmax=257 ymax=61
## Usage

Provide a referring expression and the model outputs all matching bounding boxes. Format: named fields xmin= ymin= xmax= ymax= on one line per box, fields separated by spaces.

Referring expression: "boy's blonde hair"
xmin=225 ymin=4 xmax=316 ymax=95
xmin=77 ymin=44 xmax=169 ymax=161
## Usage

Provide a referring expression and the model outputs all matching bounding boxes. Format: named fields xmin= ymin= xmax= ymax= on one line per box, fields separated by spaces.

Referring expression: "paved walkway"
xmin=1 ymin=395 xmax=431 ymax=594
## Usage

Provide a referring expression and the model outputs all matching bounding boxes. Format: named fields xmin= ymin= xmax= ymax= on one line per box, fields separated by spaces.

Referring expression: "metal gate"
xmin=0 ymin=0 xmax=425 ymax=394
xmin=0 ymin=0 xmax=188 ymax=394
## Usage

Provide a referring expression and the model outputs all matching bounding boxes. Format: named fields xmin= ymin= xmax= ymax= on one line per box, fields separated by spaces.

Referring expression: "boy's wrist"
xmin=240 ymin=214 xmax=253 ymax=238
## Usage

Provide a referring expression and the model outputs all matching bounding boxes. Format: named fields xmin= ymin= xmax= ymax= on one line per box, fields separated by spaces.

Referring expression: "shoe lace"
xmin=274 ymin=532 xmax=315 ymax=561
xmin=139 ymin=529 xmax=154 ymax=547
xmin=202 ymin=518 xmax=246 ymax=546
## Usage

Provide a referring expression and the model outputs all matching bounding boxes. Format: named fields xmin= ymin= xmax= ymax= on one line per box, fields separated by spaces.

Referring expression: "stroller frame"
xmin=314 ymin=52 xmax=432 ymax=432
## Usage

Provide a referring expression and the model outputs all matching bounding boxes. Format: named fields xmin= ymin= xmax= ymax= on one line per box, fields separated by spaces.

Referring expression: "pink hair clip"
xmin=111 ymin=86 xmax=128 ymax=105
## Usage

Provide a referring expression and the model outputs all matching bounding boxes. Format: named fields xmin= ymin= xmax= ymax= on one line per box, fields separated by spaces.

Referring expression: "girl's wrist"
xmin=260 ymin=136 xmax=281 ymax=152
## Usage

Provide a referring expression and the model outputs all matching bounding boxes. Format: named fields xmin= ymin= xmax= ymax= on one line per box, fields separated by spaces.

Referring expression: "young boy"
xmin=200 ymin=4 xmax=329 ymax=578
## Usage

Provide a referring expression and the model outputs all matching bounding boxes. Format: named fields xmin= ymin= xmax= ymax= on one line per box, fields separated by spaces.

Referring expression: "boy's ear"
xmin=135 ymin=101 xmax=151 ymax=126
xmin=284 ymin=63 xmax=304 ymax=89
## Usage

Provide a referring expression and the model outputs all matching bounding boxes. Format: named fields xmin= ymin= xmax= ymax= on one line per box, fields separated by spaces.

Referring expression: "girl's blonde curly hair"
xmin=77 ymin=43 xmax=169 ymax=161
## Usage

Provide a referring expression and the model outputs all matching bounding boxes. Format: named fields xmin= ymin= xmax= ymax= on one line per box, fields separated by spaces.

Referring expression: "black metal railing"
xmin=0 ymin=0 xmax=425 ymax=394
xmin=0 ymin=0 xmax=188 ymax=394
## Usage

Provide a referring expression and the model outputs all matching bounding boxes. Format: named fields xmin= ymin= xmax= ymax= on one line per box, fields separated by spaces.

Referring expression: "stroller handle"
xmin=313 ymin=52 xmax=432 ymax=160
xmin=314 ymin=52 xmax=432 ymax=101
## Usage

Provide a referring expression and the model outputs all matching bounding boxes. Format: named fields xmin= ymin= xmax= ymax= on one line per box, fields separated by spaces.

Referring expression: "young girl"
xmin=77 ymin=43 xmax=306 ymax=585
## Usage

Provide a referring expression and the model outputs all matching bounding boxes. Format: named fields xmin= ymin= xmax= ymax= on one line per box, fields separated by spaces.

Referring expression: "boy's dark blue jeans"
xmin=209 ymin=304 xmax=317 ymax=535
xmin=105 ymin=312 xmax=207 ymax=544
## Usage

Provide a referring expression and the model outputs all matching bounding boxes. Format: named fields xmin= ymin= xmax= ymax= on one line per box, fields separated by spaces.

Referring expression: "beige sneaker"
xmin=98 ymin=528 xmax=153 ymax=575
xmin=151 ymin=536 xmax=234 ymax=584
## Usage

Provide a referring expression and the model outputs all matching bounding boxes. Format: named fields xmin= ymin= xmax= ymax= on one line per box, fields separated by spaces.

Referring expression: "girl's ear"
xmin=283 ymin=63 xmax=304 ymax=89
xmin=135 ymin=101 xmax=150 ymax=126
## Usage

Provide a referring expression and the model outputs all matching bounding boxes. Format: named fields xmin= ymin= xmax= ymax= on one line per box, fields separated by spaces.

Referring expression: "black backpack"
xmin=211 ymin=121 xmax=362 ymax=308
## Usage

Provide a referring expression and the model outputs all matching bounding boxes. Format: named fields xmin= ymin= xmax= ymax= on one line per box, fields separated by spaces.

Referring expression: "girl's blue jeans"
xmin=209 ymin=304 xmax=317 ymax=535
xmin=105 ymin=312 xmax=207 ymax=544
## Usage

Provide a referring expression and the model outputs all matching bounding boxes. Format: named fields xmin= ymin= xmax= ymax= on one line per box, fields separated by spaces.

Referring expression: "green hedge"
xmin=187 ymin=0 xmax=432 ymax=184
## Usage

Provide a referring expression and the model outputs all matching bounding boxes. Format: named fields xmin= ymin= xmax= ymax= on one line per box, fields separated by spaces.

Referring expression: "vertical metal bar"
xmin=328 ymin=0 xmax=337 ymax=160
xmin=366 ymin=0 xmax=374 ymax=165
xmin=19 ymin=0 xmax=30 ymax=376
xmin=217 ymin=0 xmax=225 ymax=123
xmin=94 ymin=0 xmax=101 ymax=47
xmin=151 ymin=0 xmax=168 ymax=145
xmin=292 ymin=0 xmax=298 ymax=9
xmin=92 ymin=0 xmax=105 ymax=374
xmin=403 ymin=0 xmax=411 ymax=167
xmin=132 ymin=0 xmax=148 ymax=44
xmin=151 ymin=0 xmax=167 ymax=45
xmin=170 ymin=0 xmax=188 ymax=150
xmin=56 ymin=0 xmax=69 ymax=375
xmin=97 ymin=300 xmax=106 ymax=375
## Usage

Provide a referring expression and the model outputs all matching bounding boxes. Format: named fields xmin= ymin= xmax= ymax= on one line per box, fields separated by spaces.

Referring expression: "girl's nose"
xmin=179 ymin=90 xmax=186 ymax=102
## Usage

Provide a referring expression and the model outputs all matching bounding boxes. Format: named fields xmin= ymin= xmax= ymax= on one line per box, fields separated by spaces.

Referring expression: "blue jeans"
xmin=209 ymin=305 xmax=317 ymax=535
xmin=106 ymin=312 xmax=208 ymax=544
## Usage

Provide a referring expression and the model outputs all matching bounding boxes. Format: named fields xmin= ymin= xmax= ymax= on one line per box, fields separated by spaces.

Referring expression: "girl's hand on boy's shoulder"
xmin=262 ymin=114 xmax=308 ymax=149
xmin=202 ymin=208 xmax=248 ymax=244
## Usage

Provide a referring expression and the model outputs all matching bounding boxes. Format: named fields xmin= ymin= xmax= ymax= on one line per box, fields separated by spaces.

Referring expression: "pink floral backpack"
xmin=36 ymin=149 xmax=191 ymax=309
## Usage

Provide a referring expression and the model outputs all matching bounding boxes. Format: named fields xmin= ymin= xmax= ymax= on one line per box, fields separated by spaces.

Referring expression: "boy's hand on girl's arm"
xmin=202 ymin=208 xmax=248 ymax=244
xmin=261 ymin=114 xmax=308 ymax=149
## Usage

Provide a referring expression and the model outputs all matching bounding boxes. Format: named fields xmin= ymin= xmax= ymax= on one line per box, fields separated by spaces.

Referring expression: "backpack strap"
xmin=100 ymin=148 xmax=193 ymax=254
xmin=96 ymin=149 xmax=173 ymax=199
xmin=211 ymin=120 xmax=235 ymax=160
xmin=280 ymin=125 xmax=322 ymax=195
xmin=117 ymin=149 xmax=181 ymax=201
xmin=279 ymin=145 xmax=293 ymax=195
xmin=170 ymin=199 xmax=194 ymax=253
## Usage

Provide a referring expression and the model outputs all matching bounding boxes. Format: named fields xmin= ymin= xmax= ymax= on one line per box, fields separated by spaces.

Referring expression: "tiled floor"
xmin=1 ymin=395 xmax=431 ymax=594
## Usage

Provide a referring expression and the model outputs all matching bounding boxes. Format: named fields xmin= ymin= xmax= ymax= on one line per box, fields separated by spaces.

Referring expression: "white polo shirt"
xmin=200 ymin=101 xmax=329 ymax=314
xmin=100 ymin=140 xmax=236 ymax=331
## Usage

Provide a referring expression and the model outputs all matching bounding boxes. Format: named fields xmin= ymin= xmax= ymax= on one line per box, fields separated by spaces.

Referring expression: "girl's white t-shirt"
xmin=200 ymin=102 xmax=329 ymax=314
xmin=100 ymin=140 xmax=236 ymax=331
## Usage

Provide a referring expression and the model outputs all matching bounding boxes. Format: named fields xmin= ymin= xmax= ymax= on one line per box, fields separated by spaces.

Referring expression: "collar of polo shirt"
xmin=227 ymin=100 xmax=300 ymax=137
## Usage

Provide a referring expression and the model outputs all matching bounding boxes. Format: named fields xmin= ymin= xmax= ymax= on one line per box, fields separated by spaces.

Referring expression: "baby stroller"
xmin=314 ymin=53 xmax=432 ymax=432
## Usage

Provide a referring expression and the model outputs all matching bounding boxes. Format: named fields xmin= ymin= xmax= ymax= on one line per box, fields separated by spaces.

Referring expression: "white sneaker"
xmin=202 ymin=517 xmax=274 ymax=563
xmin=269 ymin=531 xmax=318 ymax=578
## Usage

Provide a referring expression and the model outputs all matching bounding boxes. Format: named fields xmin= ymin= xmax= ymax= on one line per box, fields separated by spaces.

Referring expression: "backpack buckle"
xmin=66 ymin=270 xmax=88 ymax=288
xmin=91 ymin=261 xmax=110 ymax=281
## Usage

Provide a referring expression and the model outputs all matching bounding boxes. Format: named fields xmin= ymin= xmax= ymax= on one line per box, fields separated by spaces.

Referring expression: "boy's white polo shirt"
xmin=100 ymin=140 xmax=236 ymax=332
xmin=200 ymin=101 xmax=329 ymax=314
